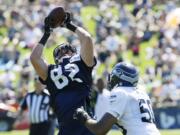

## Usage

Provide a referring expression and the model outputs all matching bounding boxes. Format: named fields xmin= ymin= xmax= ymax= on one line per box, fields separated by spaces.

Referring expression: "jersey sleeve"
xmin=107 ymin=90 xmax=128 ymax=119
xmin=71 ymin=54 xmax=97 ymax=69
xmin=39 ymin=64 xmax=54 ymax=85
xmin=39 ymin=76 xmax=47 ymax=85
xmin=79 ymin=55 xmax=97 ymax=69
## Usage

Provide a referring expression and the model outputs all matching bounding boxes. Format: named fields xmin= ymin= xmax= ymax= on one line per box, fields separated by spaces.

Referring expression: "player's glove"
xmin=39 ymin=17 xmax=53 ymax=46
xmin=60 ymin=12 xmax=77 ymax=32
xmin=73 ymin=107 xmax=91 ymax=125
xmin=60 ymin=12 xmax=71 ymax=27
xmin=44 ymin=17 xmax=53 ymax=35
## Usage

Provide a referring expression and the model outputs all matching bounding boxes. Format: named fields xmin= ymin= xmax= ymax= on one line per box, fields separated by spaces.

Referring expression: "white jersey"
xmin=107 ymin=86 xmax=160 ymax=135
xmin=95 ymin=89 xmax=110 ymax=120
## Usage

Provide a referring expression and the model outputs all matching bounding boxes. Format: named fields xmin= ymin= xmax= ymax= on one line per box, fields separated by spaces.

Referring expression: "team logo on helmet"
xmin=108 ymin=62 xmax=139 ymax=90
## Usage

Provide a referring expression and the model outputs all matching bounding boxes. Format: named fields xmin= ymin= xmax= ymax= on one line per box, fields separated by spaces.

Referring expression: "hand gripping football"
xmin=46 ymin=7 xmax=66 ymax=28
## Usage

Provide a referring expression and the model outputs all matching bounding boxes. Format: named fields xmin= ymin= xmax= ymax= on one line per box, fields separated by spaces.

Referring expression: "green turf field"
xmin=109 ymin=129 xmax=180 ymax=135
xmin=0 ymin=129 xmax=180 ymax=135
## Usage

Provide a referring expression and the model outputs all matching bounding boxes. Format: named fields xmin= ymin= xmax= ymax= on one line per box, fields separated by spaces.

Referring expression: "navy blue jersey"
xmin=42 ymin=54 xmax=96 ymax=135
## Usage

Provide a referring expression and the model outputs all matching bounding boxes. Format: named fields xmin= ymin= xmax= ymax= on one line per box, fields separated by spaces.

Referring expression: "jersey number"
xmin=50 ymin=63 xmax=83 ymax=89
xmin=139 ymin=99 xmax=155 ymax=123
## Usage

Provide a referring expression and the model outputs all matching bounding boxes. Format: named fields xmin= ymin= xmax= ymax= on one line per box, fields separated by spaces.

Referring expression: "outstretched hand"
xmin=60 ymin=12 xmax=72 ymax=27
xmin=38 ymin=17 xmax=53 ymax=45
xmin=44 ymin=17 xmax=53 ymax=35
xmin=73 ymin=107 xmax=91 ymax=125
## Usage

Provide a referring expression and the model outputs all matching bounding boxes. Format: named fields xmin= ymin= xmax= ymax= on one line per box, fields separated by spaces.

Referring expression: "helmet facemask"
xmin=53 ymin=43 xmax=76 ymax=64
xmin=108 ymin=73 xmax=121 ymax=90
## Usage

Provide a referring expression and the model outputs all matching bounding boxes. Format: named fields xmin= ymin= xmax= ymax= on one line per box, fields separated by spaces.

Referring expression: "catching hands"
xmin=60 ymin=12 xmax=77 ymax=32
xmin=60 ymin=12 xmax=71 ymax=27
xmin=38 ymin=17 xmax=52 ymax=45
xmin=44 ymin=17 xmax=53 ymax=35
xmin=74 ymin=107 xmax=91 ymax=125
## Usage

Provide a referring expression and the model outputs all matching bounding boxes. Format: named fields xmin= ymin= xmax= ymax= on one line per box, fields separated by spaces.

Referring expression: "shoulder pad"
xmin=111 ymin=87 xmax=128 ymax=97
xmin=70 ymin=54 xmax=81 ymax=63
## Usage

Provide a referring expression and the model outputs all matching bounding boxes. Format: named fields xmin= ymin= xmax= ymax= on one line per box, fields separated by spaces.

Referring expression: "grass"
xmin=81 ymin=6 xmax=97 ymax=36
xmin=109 ymin=129 xmax=180 ymax=135
xmin=123 ymin=35 xmax=157 ymax=75
xmin=0 ymin=129 xmax=180 ymax=135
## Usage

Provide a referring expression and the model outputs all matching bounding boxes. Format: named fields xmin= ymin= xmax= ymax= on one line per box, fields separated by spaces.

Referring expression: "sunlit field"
xmin=0 ymin=129 xmax=180 ymax=135
xmin=109 ymin=129 xmax=180 ymax=135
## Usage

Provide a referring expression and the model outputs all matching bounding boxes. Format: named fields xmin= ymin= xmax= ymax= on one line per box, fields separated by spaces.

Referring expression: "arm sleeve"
xmin=107 ymin=90 xmax=128 ymax=119
xmin=80 ymin=55 xmax=97 ymax=69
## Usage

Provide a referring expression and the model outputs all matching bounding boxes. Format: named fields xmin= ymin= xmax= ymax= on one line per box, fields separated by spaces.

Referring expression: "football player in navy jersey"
xmin=30 ymin=12 xmax=95 ymax=135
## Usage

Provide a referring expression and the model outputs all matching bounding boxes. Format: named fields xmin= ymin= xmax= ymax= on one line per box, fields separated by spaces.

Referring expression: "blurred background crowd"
xmin=0 ymin=0 xmax=180 ymax=120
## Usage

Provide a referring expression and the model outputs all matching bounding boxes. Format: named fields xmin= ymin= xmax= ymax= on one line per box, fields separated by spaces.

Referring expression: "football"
xmin=47 ymin=7 xmax=66 ymax=28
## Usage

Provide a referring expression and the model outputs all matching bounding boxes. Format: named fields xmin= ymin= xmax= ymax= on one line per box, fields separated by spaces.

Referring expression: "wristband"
xmin=66 ymin=22 xmax=77 ymax=32
xmin=39 ymin=33 xmax=50 ymax=46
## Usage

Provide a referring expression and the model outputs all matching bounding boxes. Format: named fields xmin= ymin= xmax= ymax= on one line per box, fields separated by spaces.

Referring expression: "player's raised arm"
xmin=61 ymin=13 xmax=94 ymax=67
xmin=31 ymin=7 xmax=69 ymax=80
xmin=75 ymin=27 xmax=94 ymax=67
xmin=30 ymin=18 xmax=51 ymax=80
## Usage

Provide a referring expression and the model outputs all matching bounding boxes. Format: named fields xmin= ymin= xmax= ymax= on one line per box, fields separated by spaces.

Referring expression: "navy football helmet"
xmin=53 ymin=43 xmax=76 ymax=64
xmin=108 ymin=62 xmax=139 ymax=90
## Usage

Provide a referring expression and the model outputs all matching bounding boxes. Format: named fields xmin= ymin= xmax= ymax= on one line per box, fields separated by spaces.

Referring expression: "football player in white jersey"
xmin=74 ymin=62 xmax=160 ymax=135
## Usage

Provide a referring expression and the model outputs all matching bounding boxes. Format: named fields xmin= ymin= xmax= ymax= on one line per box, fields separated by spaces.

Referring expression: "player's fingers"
xmin=60 ymin=12 xmax=71 ymax=27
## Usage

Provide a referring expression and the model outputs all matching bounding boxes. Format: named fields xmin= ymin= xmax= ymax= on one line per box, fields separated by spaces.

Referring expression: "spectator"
xmin=105 ymin=30 xmax=120 ymax=52
xmin=18 ymin=58 xmax=31 ymax=88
